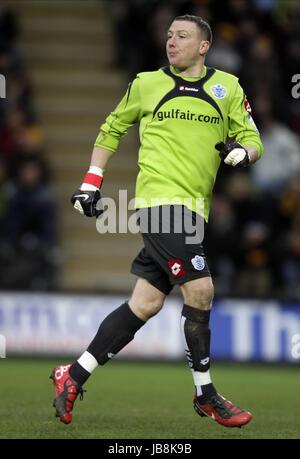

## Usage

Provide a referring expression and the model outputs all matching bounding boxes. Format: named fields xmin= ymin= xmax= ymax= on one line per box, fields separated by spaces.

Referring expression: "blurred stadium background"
xmin=0 ymin=0 xmax=300 ymax=439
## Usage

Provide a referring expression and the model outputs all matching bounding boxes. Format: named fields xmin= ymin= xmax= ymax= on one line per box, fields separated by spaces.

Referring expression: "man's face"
xmin=166 ymin=20 xmax=208 ymax=69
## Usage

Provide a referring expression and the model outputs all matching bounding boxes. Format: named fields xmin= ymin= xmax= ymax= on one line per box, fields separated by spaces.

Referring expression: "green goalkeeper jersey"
xmin=95 ymin=65 xmax=263 ymax=221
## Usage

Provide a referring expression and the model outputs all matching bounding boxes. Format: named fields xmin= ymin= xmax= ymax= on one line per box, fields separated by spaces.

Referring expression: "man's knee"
xmin=129 ymin=278 xmax=166 ymax=321
xmin=180 ymin=277 xmax=214 ymax=310
xmin=132 ymin=297 xmax=164 ymax=320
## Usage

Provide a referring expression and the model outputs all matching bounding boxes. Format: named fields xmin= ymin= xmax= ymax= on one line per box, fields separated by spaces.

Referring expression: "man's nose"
xmin=168 ymin=37 xmax=176 ymax=47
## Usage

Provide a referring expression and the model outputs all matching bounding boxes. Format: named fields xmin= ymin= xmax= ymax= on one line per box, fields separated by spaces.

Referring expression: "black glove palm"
xmin=71 ymin=189 xmax=103 ymax=218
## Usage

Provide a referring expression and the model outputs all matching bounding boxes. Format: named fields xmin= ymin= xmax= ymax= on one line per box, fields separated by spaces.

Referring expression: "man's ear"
xmin=199 ymin=40 xmax=210 ymax=56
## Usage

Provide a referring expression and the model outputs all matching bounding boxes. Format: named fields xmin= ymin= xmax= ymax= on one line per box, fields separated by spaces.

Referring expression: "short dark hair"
xmin=174 ymin=14 xmax=212 ymax=43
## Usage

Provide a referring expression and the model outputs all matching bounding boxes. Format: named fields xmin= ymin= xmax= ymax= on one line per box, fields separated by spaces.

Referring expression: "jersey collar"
xmin=169 ymin=65 xmax=207 ymax=81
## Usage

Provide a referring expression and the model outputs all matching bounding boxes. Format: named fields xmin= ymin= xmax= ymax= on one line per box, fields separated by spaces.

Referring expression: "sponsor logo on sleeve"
xmin=244 ymin=99 xmax=252 ymax=114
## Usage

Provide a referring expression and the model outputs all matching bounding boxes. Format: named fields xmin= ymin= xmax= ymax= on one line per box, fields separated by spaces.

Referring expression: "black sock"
xmin=70 ymin=362 xmax=91 ymax=386
xmin=87 ymin=302 xmax=145 ymax=365
xmin=197 ymin=383 xmax=217 ymax=403
xmin=70 ymin=302 xmax=145 ymax=386
xmin=182 ymin=304 xmax=217 ymax=402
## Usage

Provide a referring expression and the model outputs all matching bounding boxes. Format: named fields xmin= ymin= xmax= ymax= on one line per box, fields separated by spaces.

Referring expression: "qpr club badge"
xmin=211 ymin=84 xmax=227 ymax=99
xmin=191 ymin=255 xmax=205 ymax=271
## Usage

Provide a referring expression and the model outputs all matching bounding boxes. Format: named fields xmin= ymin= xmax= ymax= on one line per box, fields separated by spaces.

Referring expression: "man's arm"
xmin=221 ymin=79 xmax=263 ymax=168
xmin=71 ymin=77 xmax=142 ymax=217
xmin=245 ymin=146 xmax=259 ymax=164
xmin=90 ymin=146 xmax=113 ymax=170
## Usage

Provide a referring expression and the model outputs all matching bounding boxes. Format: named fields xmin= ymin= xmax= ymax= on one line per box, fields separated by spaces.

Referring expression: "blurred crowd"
xmin=108 ymin=0 xmax=300 ymax=299
xmin=0 ymin=6 xmax=58 ymax=291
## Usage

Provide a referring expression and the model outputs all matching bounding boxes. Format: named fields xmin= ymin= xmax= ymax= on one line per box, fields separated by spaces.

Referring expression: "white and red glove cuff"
xmin=80 ymin=166 xmax=104 ymax=191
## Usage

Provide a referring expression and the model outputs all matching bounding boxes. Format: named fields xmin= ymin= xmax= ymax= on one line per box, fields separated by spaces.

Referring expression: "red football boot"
xmin=193 ymin=392 xmax=252 ymax=428
xmin=50 ymin=364 xmax=85 ymax=424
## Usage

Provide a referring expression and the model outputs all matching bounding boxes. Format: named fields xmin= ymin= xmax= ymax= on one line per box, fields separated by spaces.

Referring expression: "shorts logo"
xmin=210 ymin=84 xmax=227 ymax=99
xmin=168 ymin=259 xmax=185 ymax=278
xmin=191 ymin=255 xmax=205 ymax=271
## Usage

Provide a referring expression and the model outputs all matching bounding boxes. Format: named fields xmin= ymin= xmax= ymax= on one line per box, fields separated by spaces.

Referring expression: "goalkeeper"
xmin=50 ymin=14 xmax=263 ymax=428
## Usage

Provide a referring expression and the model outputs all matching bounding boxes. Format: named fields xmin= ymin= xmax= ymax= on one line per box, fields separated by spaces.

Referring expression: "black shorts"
xmin=131 ymin=206 xmax=211 ymax=295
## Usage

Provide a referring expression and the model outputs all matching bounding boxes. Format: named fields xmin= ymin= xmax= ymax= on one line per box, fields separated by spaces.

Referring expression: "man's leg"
xmin=180 ymin=277 xmax=215 ymax=399
xmin=71 ymin=277 xmax=165 ymax=380
xmin=180 ymin=277 xmax=252 ymax=428
xmin=51 ymin=278 xmax=166 ymax=424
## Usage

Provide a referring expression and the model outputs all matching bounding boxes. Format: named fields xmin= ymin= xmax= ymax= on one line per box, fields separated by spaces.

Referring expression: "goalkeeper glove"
xmin=215 ymin=141 xmax=250 ymax=168
xmin=71 ymin=166 xmax=104 ymax=218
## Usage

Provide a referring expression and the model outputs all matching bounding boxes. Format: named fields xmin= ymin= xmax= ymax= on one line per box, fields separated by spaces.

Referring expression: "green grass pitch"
xmin=1 ymin=359 xmax=299 ymax=439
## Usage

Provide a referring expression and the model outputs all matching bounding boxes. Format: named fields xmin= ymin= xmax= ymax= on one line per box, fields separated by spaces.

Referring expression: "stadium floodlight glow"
xmin=0 ymin=74 xmax=6 ymax=99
